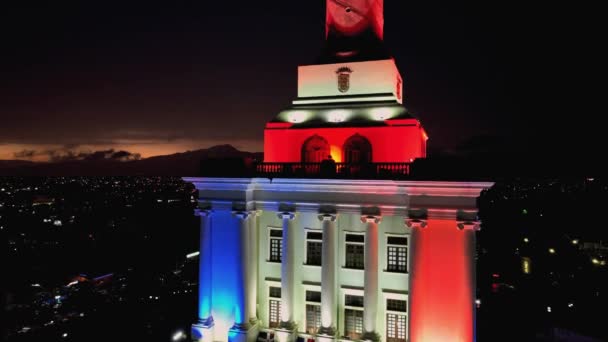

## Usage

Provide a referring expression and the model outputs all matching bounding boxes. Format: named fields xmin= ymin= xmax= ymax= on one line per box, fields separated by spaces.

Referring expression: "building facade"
xmin=186 ymin=2 xmax=491 ymax=341
xmin=185 ymin=179 xmax=490 ymax=342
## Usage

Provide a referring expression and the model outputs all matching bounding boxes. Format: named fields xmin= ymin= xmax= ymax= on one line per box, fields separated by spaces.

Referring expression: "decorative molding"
xmin=405 ymin=219 xmax=427 ymax=229
xmin=233 ymin=211 xmax=253 ymax=220
xmin=254 ymin=201 xmax=407 ymax=216
xmin=195 ymin=316 xmax=215 ymax=328
xmin=457 ymin=221 xmax=481 ymax=231
xmin=277 ymin=212 xmax=296 ymax=220
xmin=381 ymin=289 xmax=408 ymax=296
xmin=194 ymin=208 xmax=213 ymax=217
xmin=185 ymin=178 xmax=491 ymax=219
xmin=336 ymin=66 xmax=354 ymax=74
xmin=361 ymin=215 xmax=382 ymax=224
xmin=318 ymin=213 xmax=338 ymax=222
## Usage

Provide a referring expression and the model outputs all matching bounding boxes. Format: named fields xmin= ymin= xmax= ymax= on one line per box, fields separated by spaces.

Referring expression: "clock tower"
xmin=327 ymin=0 xmax=383 ymax=39
xmin=188 ymin=4 xmax=486 ymax=342
xmin=264 ymin=0 xmax=427 ymax=165
xmin=323 ymin=0 xmax=387 ymax=64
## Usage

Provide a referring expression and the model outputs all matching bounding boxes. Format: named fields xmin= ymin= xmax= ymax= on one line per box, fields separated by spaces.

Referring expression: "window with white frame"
xmin=269 ymin=286 xmax=282 ymax=328
xmin=305 ymin=290 xmax=322 ymax=334
xmin=269 ymin=229 xmax=282 ymax=263
xmin=344 ymin=294 xmax=364 ymax=339
xmin=345 ymin=234 xmax=365 ymax=270
xmin=386 ymin=236 xmax=408 ymax=273
xmin=306 ymin=231 xmax=323 ymax=266
xmin=386 ymin=299 xmax=407 ymax=342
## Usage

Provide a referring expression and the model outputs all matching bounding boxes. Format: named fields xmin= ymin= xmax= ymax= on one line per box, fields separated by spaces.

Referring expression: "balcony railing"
xmin=198 ymin=158 xmax=412 ymax=179
xmin=255 ymin=162 xmax=411 ymax=179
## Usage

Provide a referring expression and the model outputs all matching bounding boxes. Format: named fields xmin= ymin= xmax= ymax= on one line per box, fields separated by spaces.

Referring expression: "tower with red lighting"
xmin=264 ymin=0 xmax=427 ymax=165
xmin=186 ymin=2 xmax=491 ymax=342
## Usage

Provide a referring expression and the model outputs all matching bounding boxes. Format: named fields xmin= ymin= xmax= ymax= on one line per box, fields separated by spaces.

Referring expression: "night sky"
xmin=0 ymin=1 xmax=591 ymax=162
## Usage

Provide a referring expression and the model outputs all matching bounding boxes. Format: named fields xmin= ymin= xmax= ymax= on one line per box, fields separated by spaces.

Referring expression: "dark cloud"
xmin=14 ymin=150 xmax=37 ymax=158
xmin=14 ymin=148 xmax=141 ymax=162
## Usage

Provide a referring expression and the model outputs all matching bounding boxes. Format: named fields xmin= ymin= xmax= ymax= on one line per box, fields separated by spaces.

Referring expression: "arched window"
xmin=302 ymin=135 xmax=330 ymax=163
xmin=343 ymin=134 xmax=372 ymax=164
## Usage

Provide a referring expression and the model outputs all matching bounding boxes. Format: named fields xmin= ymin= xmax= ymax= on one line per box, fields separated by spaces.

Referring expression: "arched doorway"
xmin=301 ymin=135 xmax=330 ymax=163
xmin=343 ymin=134 xmax=372 ymax=164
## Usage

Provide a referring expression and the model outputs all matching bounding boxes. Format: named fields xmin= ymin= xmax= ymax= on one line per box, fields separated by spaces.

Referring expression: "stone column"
xmin=276 ymin=212 xmax=297 ymax=342
xmin=361 ymin=215 xmax=381 ymax=341
xmin=405 ymin=218 xmax=427 ymax=342
xmin=192 ymin=209 xmax=214 ymax=342
xmin=248 ymin=211 xmax=261 ymax=324
xmin=318 ymin=213 xmax=338 ymax=338
xmin=459 ymin=221 xmax=480 ymax=342
xmin=230 ymin=211 xmax=258 ymax=342
xmin=406 ymin=216 xmax=479 ymax=342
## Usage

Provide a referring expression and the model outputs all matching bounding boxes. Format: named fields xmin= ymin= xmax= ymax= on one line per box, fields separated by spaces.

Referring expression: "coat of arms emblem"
xmin=336 ymin=66 xmax=353 ymax=93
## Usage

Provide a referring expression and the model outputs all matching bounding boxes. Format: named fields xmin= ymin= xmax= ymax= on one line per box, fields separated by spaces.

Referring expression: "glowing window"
xmin=387 ymin=236 xmax=408 ymax=273
xmin=387 ymin=313 xmax=407 ymax=342
xmin=269 ymin=286 xmax=282 ymax=328
xmin=345 ymin=234 xmax=365 ymax=270
xmin=305 ymin=290 xmax=322 ymax=334
xmin=269 ymin=229 xmax=282 ymax=263
xmin=344 ymin=294 xmax=364 ymax=340
xmin=306 ymin=231 xmax=323 ymax=266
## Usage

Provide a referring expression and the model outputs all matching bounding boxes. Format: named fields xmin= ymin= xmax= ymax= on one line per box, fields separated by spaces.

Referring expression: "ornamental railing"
xmin=254 ymin=162 xmax=411 ymax=179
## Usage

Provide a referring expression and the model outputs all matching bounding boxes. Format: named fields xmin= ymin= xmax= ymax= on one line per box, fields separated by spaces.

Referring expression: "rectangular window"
xmin=387 ymin=299 xmax=407 ymax=312
xmin=386 ymin=313 xmax=407 ymax=342
xmin=387 ymin=236 xmax=408 ymax=273
xmin=269 ymin=299 xmax=281 ymax=328
xmin=305 ymin=304 xmax=321 ymax=334
xmin=306 ymin=231 xmax=323 ymax=266
xmin=346 ymin=234 xmax=365 ymax=243
xmin=344 ymin=309 xmax=364 ymax=339
xmin=306 ymin=290 xmax=321 ymax=303
xmin=344 ymin=294 xmax=364 ymax=340
xmin=386 ymin=299 xmax=407 ymax=342
xmin=305 ymin=290 xmax=322 ymax=334
xmin=269 ymin=229 xmax=282 ymax=263
xmin=269 ymin=286 xmax=282 ymax=299
xmin=269 ymin=286 xmax=282 ymax=328
xmin=345 ymin=234 xmax=365 ymax=270
xmin=345 ymin=295 xmax=364 ymax=307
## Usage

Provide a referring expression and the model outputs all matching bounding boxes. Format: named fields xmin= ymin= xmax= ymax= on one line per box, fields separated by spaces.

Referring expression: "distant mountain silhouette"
xmin=0 ymin=145 xmax=263 ymax=176
xmin=0 ymin=160 xmax=37 ymax=169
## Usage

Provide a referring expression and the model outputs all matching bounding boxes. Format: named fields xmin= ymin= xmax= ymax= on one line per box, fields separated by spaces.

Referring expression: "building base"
xmin=275 ymin=327 xmax=297 ymax=342
xmin=228 ymin=322 xmax=259 ymax=342
xmin=192 ymin=318 xmax=215 ymax=342
xmin=316 ymin=327 xmax=337 ymax=342
xmin=361 ymin=331 xmax=381 ymax=342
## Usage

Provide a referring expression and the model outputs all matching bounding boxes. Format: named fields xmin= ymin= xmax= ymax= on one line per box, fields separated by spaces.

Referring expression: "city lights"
xmin=172 ymin=330 xmax=186 ymax=341
xmin=186 ymin=251 xmax=200 ymax=259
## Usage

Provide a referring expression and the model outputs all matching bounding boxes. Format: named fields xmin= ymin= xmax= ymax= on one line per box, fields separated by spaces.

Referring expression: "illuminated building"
xmin=185 ymin=1 xmax=491 ymax=342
